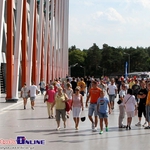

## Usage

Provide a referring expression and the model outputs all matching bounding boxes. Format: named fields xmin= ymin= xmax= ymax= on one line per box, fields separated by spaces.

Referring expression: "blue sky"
xmin=69 ymin=0 xmax=150 ymax=49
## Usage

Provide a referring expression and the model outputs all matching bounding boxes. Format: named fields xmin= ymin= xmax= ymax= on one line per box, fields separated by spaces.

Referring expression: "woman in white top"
xmin=21 ymin=83 xmax=29 ymax=109
xmin=118 ymin=84 xmax=126 ymax=128
xmin=65 ymin=83 xmax=73 ymax=118
xmin=123 ymin=89 xmax=137 ymax=130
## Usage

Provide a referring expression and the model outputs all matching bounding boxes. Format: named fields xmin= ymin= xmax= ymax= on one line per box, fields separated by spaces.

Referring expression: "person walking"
xmin=71 ymin=77 xmax=77 ymax=93
xmin=28 ymin=81 xmax=39 ymax=110
xmin=51 ymin=87 xmax=68 ymax=130
xmin=65 ymin=83 xmax=73 ymax=118
xmin=123 ymin=89 xmax=137 ymax=130
xmin=45 ymin=85 xmax=56 ymax=119
xmin=72 ymin=86 xmax=84 ymax=130
xmin=21 ymin=83 xmax=29 ymax=109
xmin=118 ymin=84 xmax=126 ymax=128
xmin=135 ymin=80 xmax=148 ymax=127
xmin=97 ymin=90 xmax=111 ymax=134
xmin=77 ymin=78 xmax=86 ymax=96
xmin=145 ymin=82 xmax=150 ymax=129
xmin=86 ymin=80 xmax=102 ymax=131
xmin=107 ymin=78 xmax=118 ymax=110
xmin=39 ymin=78 xmax=46 ymax=95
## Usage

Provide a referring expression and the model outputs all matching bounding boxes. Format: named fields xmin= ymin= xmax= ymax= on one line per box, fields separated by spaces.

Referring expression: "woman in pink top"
xmin=72 ymin=86 xmax=84 ymax=130
xmin=45 ymin=85 xmax=56 ymax=118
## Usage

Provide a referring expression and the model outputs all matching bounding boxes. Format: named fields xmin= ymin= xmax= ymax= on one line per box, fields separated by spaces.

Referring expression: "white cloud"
xmin=105 ymin=8 xmax=126 ymax=23
xmin=138 ymin=0 xmax=150 ymax=8
xmin=92 ymin=8 xmax=126 ymax=23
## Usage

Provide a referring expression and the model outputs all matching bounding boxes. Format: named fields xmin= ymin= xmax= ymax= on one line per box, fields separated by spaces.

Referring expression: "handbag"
xmin=117 ymin=99 xmax=122 ymax=104
xmin=80 ymin=110 xmax=86 ymax=122
xmin=44 ymin=94 xmax=48 ymax=103
xmin=65 ymin=101 xmax=71 ymax=112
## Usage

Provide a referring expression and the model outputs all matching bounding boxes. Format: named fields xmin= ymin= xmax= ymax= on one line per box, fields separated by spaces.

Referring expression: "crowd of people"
xmin=20 ymin=75 xmax=150 ymax=134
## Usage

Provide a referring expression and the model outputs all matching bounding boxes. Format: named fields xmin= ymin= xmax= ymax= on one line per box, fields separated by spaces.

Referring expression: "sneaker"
xmin=92 ymin=123 xmax=95 ymax=129
xmin=144 ymin=126 xmax=150 ymax=129
xmin=142 ymin=122 xmax=147 ymax=127
xmin=31 ymin=107 xmax=34 ymax=110
xmin=56 ymin=127 xmax=60 ymax=131
xmin=99 ymin=130 xmax=103 ymax=134
xmin=135 ymin=122 xmax=141 ymax=126
xmin=93 ymin=127 xmax=97 ymax=132
xmin=106 ymin=127 xmax=108 ymax=132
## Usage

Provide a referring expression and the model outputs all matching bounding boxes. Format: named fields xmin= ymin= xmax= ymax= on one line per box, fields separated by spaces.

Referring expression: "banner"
xmin=125 ymin=61 xmax=128 ymax=79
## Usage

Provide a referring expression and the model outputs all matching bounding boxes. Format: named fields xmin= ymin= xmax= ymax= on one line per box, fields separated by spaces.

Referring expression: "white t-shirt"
xmin=29 ymin=85 xmax=38 ymax=97
xmin=119 ymin=90 xmax=126 ymax=106
xmin=65 ymin=89 xmax=73 ymax=100
xmin=107 ymin=84 xmax=117 ymax=95
xmin=123 ymin=94 xmax=137 ymax=112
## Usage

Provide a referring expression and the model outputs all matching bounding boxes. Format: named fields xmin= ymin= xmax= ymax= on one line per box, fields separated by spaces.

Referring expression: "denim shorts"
xmin=109 ymin=94 xmax=115 ymax=102
xmin=88 ymin=103 xmax=98 ymax=116
xmin=30 ymin=97 xmax=35 ymax=101
xmin=98 ymin=112 xmax=108 ymax=118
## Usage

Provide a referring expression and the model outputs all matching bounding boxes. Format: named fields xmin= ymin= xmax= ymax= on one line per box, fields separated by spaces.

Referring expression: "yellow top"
xmin=55 ymin=94 xmax=66 ymax=109
xmin=146 ymin=91 xmax=150 ymax=106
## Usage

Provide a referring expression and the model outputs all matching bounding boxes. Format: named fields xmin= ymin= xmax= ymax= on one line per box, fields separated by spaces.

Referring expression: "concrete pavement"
xmin=0 ymin=93 xmax=150 ymax=150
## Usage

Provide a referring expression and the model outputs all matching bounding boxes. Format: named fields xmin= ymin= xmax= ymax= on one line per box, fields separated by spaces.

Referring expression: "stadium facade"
xmin=0 ymin=0 xmax=69 ymax=102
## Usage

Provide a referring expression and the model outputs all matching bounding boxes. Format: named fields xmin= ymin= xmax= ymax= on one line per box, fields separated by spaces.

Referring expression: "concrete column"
xmin=12 ymin=0 xmax=23 ymax=100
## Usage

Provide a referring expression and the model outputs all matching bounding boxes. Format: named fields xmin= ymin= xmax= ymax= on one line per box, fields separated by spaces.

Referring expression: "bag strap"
xmin=125 ymin=95 xmax=132 ymax=104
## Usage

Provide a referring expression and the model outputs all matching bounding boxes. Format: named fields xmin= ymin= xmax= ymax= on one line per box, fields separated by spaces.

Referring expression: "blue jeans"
xmin=88 ymin=103 xmax=98 ymax=116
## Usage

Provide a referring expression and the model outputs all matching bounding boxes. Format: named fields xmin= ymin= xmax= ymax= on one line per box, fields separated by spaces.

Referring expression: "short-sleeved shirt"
xmin=47 ymin=89 xmax=55 ymax=103
xmin=107 ymin=84 xmax=117 ymax=95
xmin=89 ymin=87 xmax=102 ymax=103
xmin=97 ymin=97 xmax=109 ymax=113
xmin=138 ymin=88 xmax=148 ymax=106
xmin=29 ymin=85 xmax=38 ymax=97
xmin=123 ymin=94 xmax=137 ymax=112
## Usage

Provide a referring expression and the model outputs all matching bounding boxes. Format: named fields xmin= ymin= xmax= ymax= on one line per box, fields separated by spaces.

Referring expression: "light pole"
xmin=69 ymin=63 xmax=78 ymax=76
xmin=124 ymin=52 xmax=130 ymax=73
xmin=79 ymin=65 xmax=85 ymax=77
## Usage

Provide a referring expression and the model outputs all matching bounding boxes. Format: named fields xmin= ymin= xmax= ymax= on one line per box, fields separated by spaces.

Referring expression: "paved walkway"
xmin=0 ymin=93 xmax=150 ymax=150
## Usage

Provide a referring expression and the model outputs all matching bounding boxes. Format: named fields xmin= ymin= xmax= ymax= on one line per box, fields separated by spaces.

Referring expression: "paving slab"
xmin=0 ymin=93 xmax=150 ymax=150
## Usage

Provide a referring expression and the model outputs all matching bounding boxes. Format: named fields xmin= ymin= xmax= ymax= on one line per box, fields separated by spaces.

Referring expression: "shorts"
xmin=126 ymin=111 xmax=134 ymax=117
xmin=88 ymin=103 xmax=98 ymax=116
xmin=30 ymin=97 xmax=35 ymax=101
xmin=98 ymin=112 xmax=108 ymax=118
xmin=138 ymin=106 xmax=146 ymax=118
xmin=56 ymin=109 xmax=66 ymax=121
xmin=109 ymin=95 xmax=115 ymax=102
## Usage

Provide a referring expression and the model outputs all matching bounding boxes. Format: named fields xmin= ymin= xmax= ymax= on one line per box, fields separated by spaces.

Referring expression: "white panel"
xmin=36 ymin=0 xmax=44 ymax=85
xmin=0 ymin=0 xmax=5 ymax=64
xmin=12 ymin=0 xmax=24 ymax=99
xmin=27 ymin=0 xmax=35 ymax=86
xmin=43 ymin=0 xmax=49 ymax=82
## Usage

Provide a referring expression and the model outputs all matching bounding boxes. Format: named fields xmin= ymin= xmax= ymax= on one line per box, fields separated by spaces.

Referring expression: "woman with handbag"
xmin=123 ymin=89 xmax=137 ymax=130
xmin=118 ymin=85 xmax=126 ymax=128
xmin=45 ymin=85 xmax=56 ymax=119
xmin=72 ymin=86 xmax=84 ymax=130
xmin=51 ymin=87 xmax=68 ymax=130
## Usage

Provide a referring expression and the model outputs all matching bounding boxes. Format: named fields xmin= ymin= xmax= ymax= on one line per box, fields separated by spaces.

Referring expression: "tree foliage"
xmin=68 ymin=43 xmax=150 ymax=77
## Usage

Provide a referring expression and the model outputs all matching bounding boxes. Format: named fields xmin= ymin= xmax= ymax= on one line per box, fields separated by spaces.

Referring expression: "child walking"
xmin=97 ymin=90 xmax=111 ymax=134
